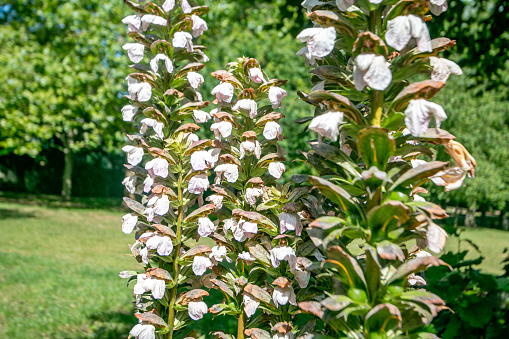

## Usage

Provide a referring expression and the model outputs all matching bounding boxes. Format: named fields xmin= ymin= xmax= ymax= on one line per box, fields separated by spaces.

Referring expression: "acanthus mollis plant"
xmin=118 ymin=1 xmax=218 ymax=338
xmin=200 ymin=58 xmax=325 ymax=339
xmin=294 ymin=0 xmax=476 ymax=338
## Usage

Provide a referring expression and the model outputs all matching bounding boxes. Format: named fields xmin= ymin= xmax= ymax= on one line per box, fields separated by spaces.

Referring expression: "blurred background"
xmin=0 ymin=1 xmax=508 ymax=338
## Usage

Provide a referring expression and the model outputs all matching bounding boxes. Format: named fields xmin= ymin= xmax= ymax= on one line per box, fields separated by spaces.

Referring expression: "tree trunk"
xmin=464 ymin=202 xmax=477 ymax=228
xmin=502 ymin=211 xmax=509 ymax=231
xmin=61 ymin=147 xmax=73 ymax=201
xmin=480 ymin=207 xmax=487 ymax=228
xmin=453 ymin=206 xmax=461 ymax=228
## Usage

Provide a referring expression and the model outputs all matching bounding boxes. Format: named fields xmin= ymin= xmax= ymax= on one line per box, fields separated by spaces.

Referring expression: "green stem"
xmin=166 ymin=172 xmax=184 ymax=339
xmin=237 ymin=312 xmax=246 ymax=339
xmin=371 ymin=89 xmax=383 ymax=127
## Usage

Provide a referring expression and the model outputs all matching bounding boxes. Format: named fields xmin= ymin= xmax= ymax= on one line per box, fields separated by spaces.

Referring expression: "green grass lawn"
xmin=0 ymin=201 xmax=508 ymax=338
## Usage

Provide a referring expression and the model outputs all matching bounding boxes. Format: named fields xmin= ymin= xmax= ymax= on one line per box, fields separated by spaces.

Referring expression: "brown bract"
xmin=175 ymin=123 xmax=200 ymax=133
xmin=272 ymin=277 xmax=292 ymax=288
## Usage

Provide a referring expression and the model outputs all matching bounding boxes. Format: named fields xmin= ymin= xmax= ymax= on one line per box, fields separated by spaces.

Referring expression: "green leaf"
xmin=389 ymin=161 xmax=449 ymax=190
xmin=357 ymin=127 xmax=395 ymax=170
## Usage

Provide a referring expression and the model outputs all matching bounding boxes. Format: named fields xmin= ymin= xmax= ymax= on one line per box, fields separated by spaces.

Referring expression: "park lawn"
xmin=0 ymin=201 xmax=508 ymax=338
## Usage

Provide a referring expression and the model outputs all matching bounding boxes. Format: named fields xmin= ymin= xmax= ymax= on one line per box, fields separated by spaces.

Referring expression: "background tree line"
xmin=0 ymin=0 xmax=507 ymax=226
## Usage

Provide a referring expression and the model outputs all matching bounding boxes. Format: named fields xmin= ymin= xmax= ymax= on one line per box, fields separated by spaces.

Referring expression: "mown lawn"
xmin=0 ymin=201 xmax=508 ymax=338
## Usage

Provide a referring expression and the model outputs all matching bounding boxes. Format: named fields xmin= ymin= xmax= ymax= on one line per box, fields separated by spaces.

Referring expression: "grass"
xmin=0 ymin=202 xmax=139 ymax=338
xmin=0 ymin=201 xmax=508 ymax=338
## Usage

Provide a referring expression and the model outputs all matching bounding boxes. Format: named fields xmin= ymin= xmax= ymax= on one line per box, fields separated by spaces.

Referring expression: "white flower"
xmin=274 ymin=333 xmax=295 ymax=339
xmin=183 ymin=132 xmax=200 ymax=144
xmin=143 ymin=175 xmax=154 ymax=193
xmin=404 ymin=99 xmax=447 ymax=137
xmin=248 ymin=68 xmax=265 ymax=83
xmin=296 ymin=46 xmax=317 ymax=66
xmin=408 ymin=273 xmax=427 ymax=286
xmin=146 ymin=234 xmax=173 ymax=256
xmin=238 ymin=251 xmax=256 ymax=262
xmin=187 ymin=72 xmax=204 ymax=90
xmin=130 ymin=324 xmax=155 ymax=339
xmin=245 ymin=187 xmax=263 ymax=206
xmin=141 ymin=15 xmax=167 ymax=31
xmin=272 ymin=285 xmax=297 ymax=307
xmin=210 ymin=121 xmax=233 ymax=140
xmin=122 ymin=145 xmax=144 ymax=166
xmin=193 ymin=109 xmax=211 ymax=123
xmin=181 ymin=0 xmax=192 ymax=13
xmin=291 ymin=260 xmax=311 ymax=288
xmin=429 ymin=167 xmax=467 ymax=192
xmin=192 ymin=255 xmax=213 ymax=275
xmin=429 ymin=0 xmax=448 ymax=16
xmin=122 ymin=43 xmax=145 ymax=63
xmin=214 ymin=163 xmax=239 ymax=183
xmin=336 ymin=0 xmax=355 ymax=11
xmin=191 ymin=150 xmax=216 ymax=171
xmin=127 ymin=79 xmax=152 ymax=102
xmin=162 ymin=0 xmax=175 ymax=12
xmin=122 ymin=176 xmax=137 ymax=194
xmin=225 ymin=219 xmax=247 ymax=242
xmin=191 ymin=15 xmax=208 ymax=37
xmin=188 ymin=301 xmax=208 ymax=320
xmin=301 ymin=0 xmax=325 ymax=12
xmin=279 ymin=212 xmax=302 ymax=235
xmin=188 ymin=174 xmax=209 ymax=194
xmin=353 ymin=53 xmax=392 ymax=91
xmin=211 ymin=82 xmax=234 ymax=103
xmin=241 ymin=219 xmax=258 ymax=237
xmin=198 ymin=217 xmax=217 ymax=237
xmin=240 ymin=140 xmax=262 ymax=159
xmin=430 ymin=57 xmax=462 ymax=82
xmin=268 ymin=86 xmax=288 ymax=109
xmin=296 ymin=27 xmax=336 ymax=59
xmin=270 ymin=246 xmax=297 ymax=269
xmin=148 ymin=194 xmax=170 ymax=216
xmin=263 ymin=121 xmax=283 ymax=141
xmin=210 ymin=245 xmax=230 ymax=262
xmin=206 ymin=194 xmax=224 ymax=209
xmin=172 ymin=31 xmax=194 ymax=52
xmin=122 ymin=213 xmax=138 ymax=234
xmin=150 ymin=54 xmax=174 ymax=73
xmin=232 ymin=99 xmax=258 ymax=119
xmin=385 ymin=14 xmax=432 ymax=52
xmin=268 ymin=162 xmax=286 ymax=180
xmin=122 ymin=15 xmax=141 ymax=33
xmin=308 ymin=111 xmax=344 ymax=142
xmin=133 ymin=274 xmax=166 ymax=299
xmin=243 ymin=293 xmax=260 ymax=318
xmin=145 ymin=158 xmax=169 ymax=178
xmin=140 ymin=118 xmax=164 ymax=139
xmin=122 ymin=105 xmax=138 ymax=122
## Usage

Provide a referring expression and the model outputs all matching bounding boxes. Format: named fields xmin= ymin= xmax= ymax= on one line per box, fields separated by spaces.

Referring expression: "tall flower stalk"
xmin=204 ymin=59 xmax=322 ymax=338
xmin=119 ymin=1 xmax=216 ymax=338
xmin=294 ymin=0 xmax=475 ymax=337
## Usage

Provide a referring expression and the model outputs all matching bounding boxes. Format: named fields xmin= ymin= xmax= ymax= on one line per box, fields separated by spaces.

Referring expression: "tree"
xmin=0 ymin=0 xmax=129 ymax=200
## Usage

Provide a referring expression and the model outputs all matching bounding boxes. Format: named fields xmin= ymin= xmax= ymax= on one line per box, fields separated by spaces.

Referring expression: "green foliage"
xmin=429 ymin=0 xmax=509 ymax=86
xmin=426 ymin=243 xmax=509 ymax=338
xmin=428 ymin=77 xmax=509 ymax=211
xmin=0 ymin=0 xmax=129 ymax=156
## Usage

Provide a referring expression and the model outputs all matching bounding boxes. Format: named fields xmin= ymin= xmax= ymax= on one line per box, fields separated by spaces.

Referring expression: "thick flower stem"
xmin=371 ymin=90 xmax=383 ymax=127
xmin=237 ymin=312 xmax=246 ymax=339
xmin=166 ymin=173 xmax=184 ymax=339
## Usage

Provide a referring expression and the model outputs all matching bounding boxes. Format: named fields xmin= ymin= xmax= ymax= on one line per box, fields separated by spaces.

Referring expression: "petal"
xmin=364 ymin=55 xmax=392 ymax=91
xmin=385 ymin=16 xmax=411 ymax=51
